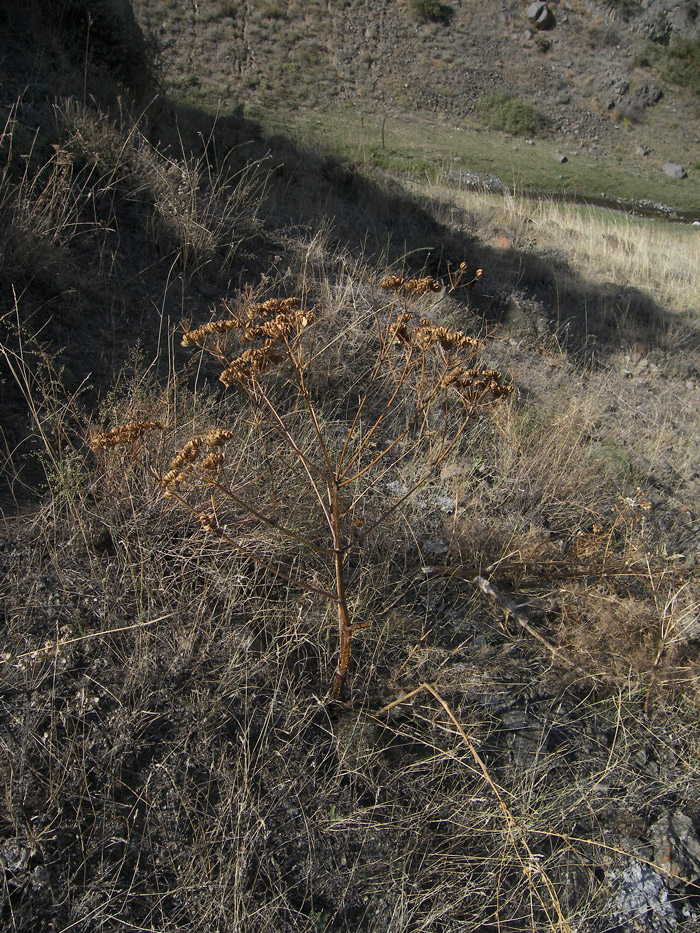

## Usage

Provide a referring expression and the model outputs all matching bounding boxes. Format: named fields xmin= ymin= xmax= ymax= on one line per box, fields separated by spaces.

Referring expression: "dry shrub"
xmin=91 ymin=267 xmax=511 ymax=699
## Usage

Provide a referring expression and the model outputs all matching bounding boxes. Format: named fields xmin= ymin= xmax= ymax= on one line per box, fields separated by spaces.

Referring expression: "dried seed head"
xmin=204 ymin=429 xmax=234 ymax=447
xmin=390 ymin=312 xmax=414 ymax=346
xmin=403 ymin=276 xmax=441 ymax=296
xmin=390 ymin=315 xmax=481 ymax=353
xmin=380 ymin=275 xmax=405 ymax=291
xmin=89 ymin=421 xmax=162 ymax=451
xmin=220 ymin=345 xmax=282 ymax=387
xmin=240 ymin=308 xmax=315 ymax=344
xmin=441 ymin=367 xmax=513 ymax=400
xmin=181 ymin=319 xmax=241 ymax=347
xmin=200 ymin=452 xmax=225 ymax=472
xmin=160 ymin=469 xmax=189 ymax=496
xmin=380 ymin=275 xmax=441 ymax=296
xmin=250 ymin=297 xmax=301 ymax=319
xmin=410 ymin=319 xmax=480 ymax=351
xmin=169 ymin=437 xmax=203 ymax=471
xmin=199 ymin=513 xmax=219 ymax=532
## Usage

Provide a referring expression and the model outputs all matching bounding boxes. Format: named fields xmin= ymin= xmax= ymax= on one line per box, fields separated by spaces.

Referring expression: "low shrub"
xmin=410 ymin=0 xmax=443 ymax=24
xmin=479 ymin=92 xmax=549 ymax=137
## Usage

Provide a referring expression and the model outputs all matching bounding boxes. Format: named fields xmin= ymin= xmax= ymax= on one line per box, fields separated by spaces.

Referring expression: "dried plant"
xmin=91 ymin=273 xmax=511 ymax=699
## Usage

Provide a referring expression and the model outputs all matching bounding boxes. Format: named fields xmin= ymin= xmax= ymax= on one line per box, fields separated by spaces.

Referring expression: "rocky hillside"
xmin=133 ymin=0 xmax=700 ymax=160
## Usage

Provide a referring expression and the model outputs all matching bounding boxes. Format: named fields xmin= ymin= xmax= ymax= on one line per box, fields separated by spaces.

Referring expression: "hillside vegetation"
xmin=132 ymin=0 xmax=700 ymax=211
xmin=1 ymin=3 xmax=699 ymax=932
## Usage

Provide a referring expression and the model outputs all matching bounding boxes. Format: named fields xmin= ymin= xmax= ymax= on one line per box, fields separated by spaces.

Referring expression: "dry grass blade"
xmin=382 ymin=683 xmax=573 ymax=933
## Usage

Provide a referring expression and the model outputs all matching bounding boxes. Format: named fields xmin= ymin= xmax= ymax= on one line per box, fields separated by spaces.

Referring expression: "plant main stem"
xmin=329 ymin=482 xmax=352 ymax=700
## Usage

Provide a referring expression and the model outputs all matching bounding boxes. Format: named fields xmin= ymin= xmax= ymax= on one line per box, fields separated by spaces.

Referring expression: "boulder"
xmin=527 ymin=1 xmax=554 ymax=30
xmin=663 ymin=163 xmax=687 ymax=179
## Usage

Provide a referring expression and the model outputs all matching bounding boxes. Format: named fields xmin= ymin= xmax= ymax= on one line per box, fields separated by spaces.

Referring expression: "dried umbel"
xmin=90 ymin=421 xmax=163 ymax=451
xmin=159 ymin=429 xmax=234 ymax=496
xmin=180 ymin=298 xmax=306 ymax=349
xmin=391 ymin=314 xmax=482 ymax=352
xmin=219 ymin=344 xmax=283 ymax=388
xmin=380 ymin=275 xmax=441 ymax=295
xmin=181 ymin=319 xmax=241 ymax=347
xmin=181 ymin=297 xmax=315 ymax=390
xmin=441 ymin=366 xmax=514 ymax=401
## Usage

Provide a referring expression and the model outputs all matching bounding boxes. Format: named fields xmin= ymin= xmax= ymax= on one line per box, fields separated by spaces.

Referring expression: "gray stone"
xmin=632 ymin=82 xmax=664 ymax=110
xmin=448 ymin=170 xmax=505 ymax=192
xmin=527 ymin=1 xmax=554 ymax=29
xmin=663 ymin=163 xmax=687 ymax=179
xmin=650 ymin=811 xmax=700 ymax=885
xmin=608 ymin=859 xmax=677 ymax=932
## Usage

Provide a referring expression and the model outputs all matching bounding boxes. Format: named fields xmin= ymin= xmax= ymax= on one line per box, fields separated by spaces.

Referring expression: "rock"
xmin=608 ymin=859 xmax=677 ymax=932
xmin=448 ymin=170 xmax=505 ymax=192
xmin=663 ymin=163 xmax=687 ymax=179
xmin=631 ymin=82 xmax=664 ymax=111
xmin=650 ymin=811 xmax=700 ymax=885
xmin=526 ymin=1 xmax=554 ymax=30
xmin=554 ymin=151 xmax=568 ymax=163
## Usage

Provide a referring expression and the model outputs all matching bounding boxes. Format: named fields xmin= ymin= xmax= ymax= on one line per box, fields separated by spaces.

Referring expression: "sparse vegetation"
xmin=663 ymin=36 xmax=700 ymax=98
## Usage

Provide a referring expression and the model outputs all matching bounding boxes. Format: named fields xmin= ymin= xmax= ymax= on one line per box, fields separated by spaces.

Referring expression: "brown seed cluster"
xmin=390 ymin=313 xmax=481 ymax=352
xmin=250 ymin=297 xmax=301 ymax=318
xmin=219 ymin=345 xmax=283 ymax=388
xmin=181 ymin=319 xmax=240 ymax=347
xmin=181 ymin=299 xmax=303 ymax=349
xmin=441 ymin=367 xmax=513 ymax=400
xmin=239 ymin=308 xmax=315 ymax=345
xmin=89 ymin=421 xmax=162 ymax=451
xmin=198 ymin=513 xmax=219 ymax=533
xmin=380 ymin=275 xmax=441 ymax=296
xmin=160 ymin=429 xmax=234 ymax=496
xmin=182 ymin=297 xmax=314 ymax=389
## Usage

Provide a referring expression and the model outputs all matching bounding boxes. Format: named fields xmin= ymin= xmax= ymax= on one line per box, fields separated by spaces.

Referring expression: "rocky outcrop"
xmin=449 ymin=170 xmax=505 ymax=192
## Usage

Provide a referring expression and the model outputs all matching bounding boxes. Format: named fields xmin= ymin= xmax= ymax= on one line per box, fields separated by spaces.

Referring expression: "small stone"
xmin=663 ymin=163 xmax=687 ymax=179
